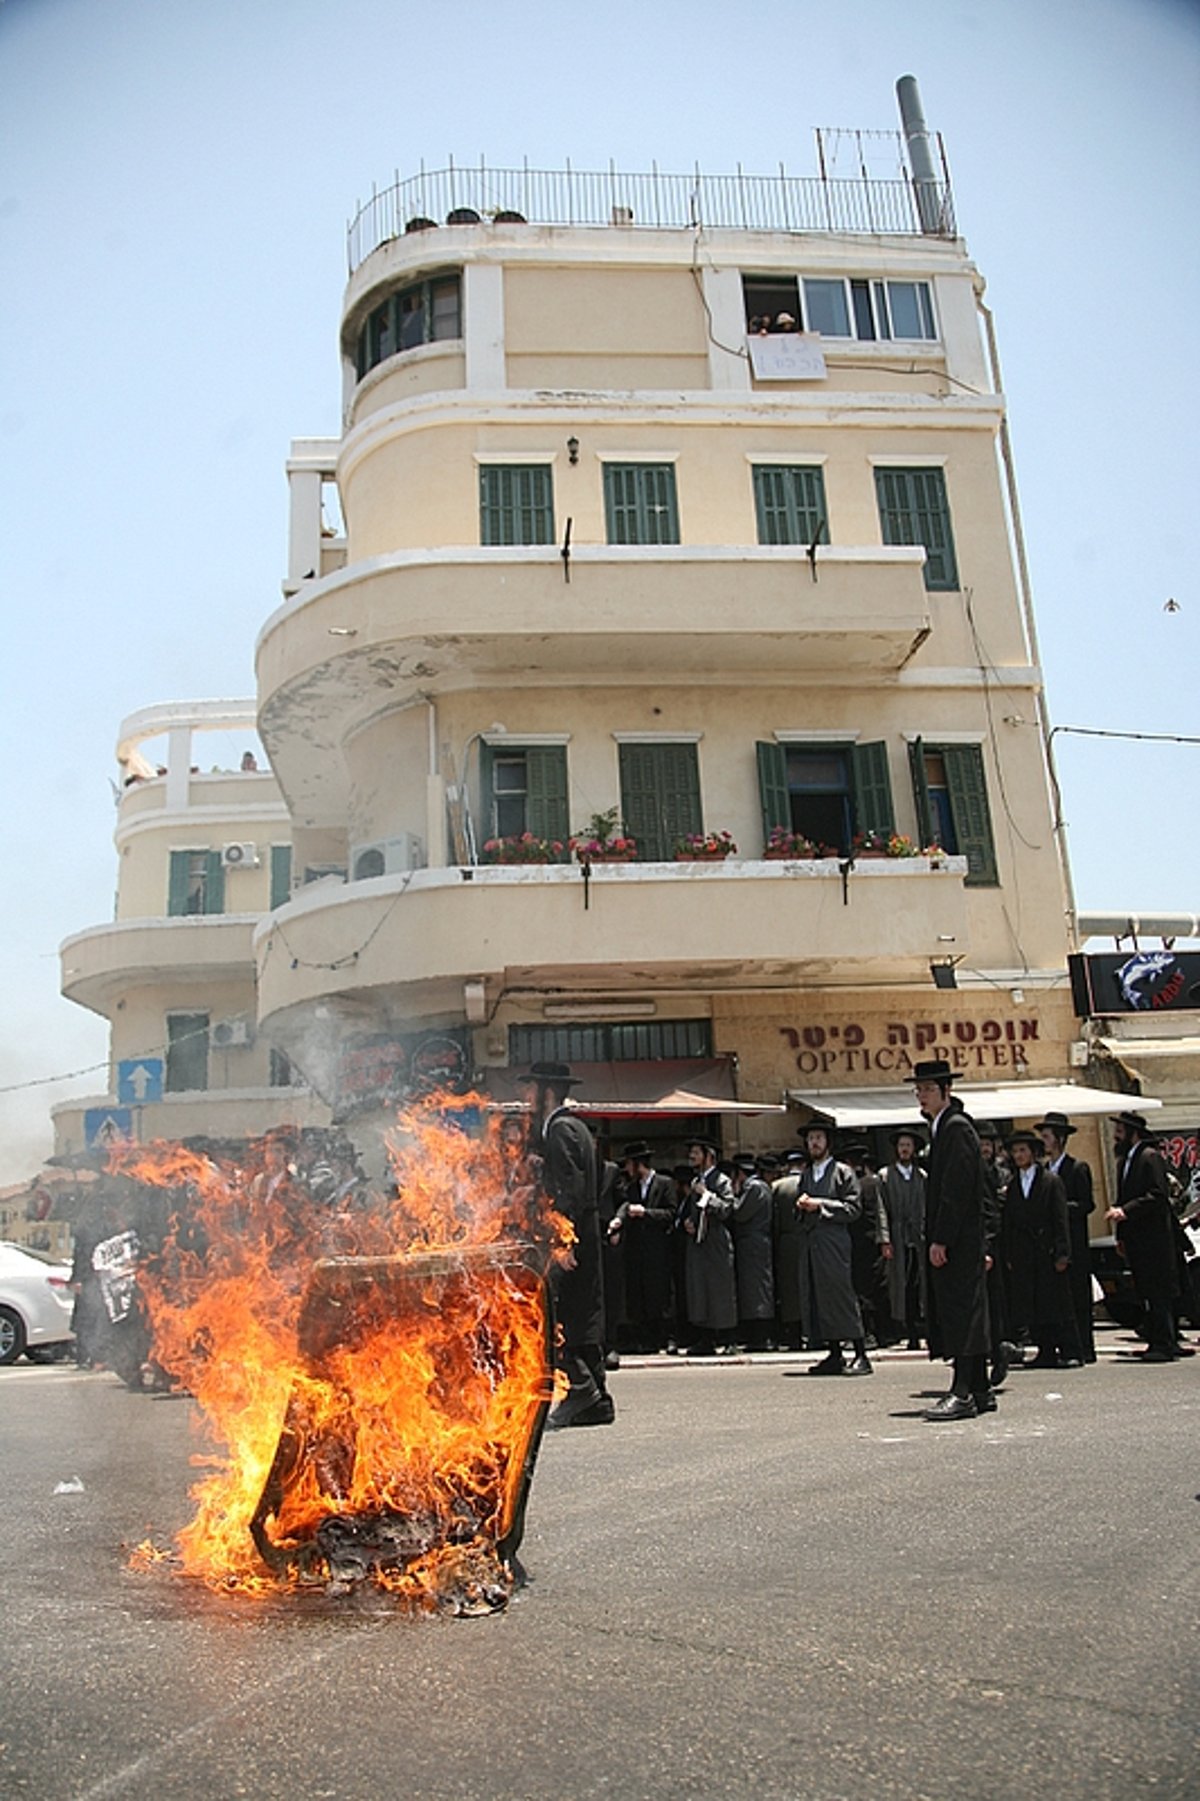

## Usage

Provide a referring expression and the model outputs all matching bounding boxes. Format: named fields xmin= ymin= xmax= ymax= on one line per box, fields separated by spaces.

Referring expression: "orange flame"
xmin=111 ymin=1095 xmax=569 ymax=1610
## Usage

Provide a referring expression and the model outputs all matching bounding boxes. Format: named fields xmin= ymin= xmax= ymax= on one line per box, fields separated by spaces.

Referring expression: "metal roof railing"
xmin=346 ymin=159 xmax=956 ymax=274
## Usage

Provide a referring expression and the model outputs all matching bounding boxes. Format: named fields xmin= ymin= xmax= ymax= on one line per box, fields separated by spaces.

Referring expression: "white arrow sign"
xmin=126 ymin=1064 xmax=155 ymax=1102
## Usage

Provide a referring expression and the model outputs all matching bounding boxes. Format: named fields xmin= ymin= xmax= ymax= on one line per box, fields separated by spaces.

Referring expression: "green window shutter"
xmin=943 ymin=744 xmax=999 ymax=887
xmin=480 ymin=740 xmax=497 ymax=840
xmin=851 ymin=741 xmax=895 ymax=838
xmin=756 ymin=740 xmax=790 ymax=843
xmin=908 ymin=737 xmax=936 ymax=849
xmin=204 ymin=850 xmax=225 ymax=915
xmin=479 ymin=465 xmax=553 ymax=546
xmin=619 ymin=742 xmax=701 ymax=860
xmin=524 ymin=746 xmax=570 ymax=856
xmin=604 ymin=465 xmax=678 ymax=545
xmin=753 ymin=467 xmax=827 ymax=546
xmin=168 ymin=851 xmax=191 ymax=917
xmin=270 ymin=844 xmax=293 ymax=910
xmin=875 ymin=468 xmax=957 ymax=591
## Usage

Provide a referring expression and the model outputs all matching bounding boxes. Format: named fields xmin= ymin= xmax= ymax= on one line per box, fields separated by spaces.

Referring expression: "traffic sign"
xmin=117 ymin=1058 xmax=164 ymax=1105
xmin=84 ymin=1108 xmax=133 ymax=1149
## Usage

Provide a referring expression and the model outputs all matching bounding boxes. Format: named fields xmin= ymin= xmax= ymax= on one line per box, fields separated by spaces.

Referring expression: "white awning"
xmin=786 ymin=1079 xmax=1163 ymax=1129
xmin=1098 ymin=1036 xmax=1200 ymax=1060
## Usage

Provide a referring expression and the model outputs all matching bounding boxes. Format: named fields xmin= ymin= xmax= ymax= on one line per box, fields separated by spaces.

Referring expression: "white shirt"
xmin=1020 ymin=1164 xmax=1036 ymax=1197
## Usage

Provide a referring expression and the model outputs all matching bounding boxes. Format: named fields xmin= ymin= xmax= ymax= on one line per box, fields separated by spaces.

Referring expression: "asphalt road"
xmin=2 ymin=1338 xmax=1197 ymax=1801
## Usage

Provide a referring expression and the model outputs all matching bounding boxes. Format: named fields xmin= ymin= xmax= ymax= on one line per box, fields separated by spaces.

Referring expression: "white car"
xmin=0 ymin=1242 xmax=75 ymax=1364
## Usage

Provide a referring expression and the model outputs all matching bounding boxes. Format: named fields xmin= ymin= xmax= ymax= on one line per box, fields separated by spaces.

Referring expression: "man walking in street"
xmin=523 ymin=1061 xmax=615 ymax=1426
xmin=911 ymin=1061 xmax=992 ymax=1419
xmin=1036 ymin=1111 xmax=1096 ymax=1362
xmin=1107 ymin=1110 xmax=1181 ymax=1362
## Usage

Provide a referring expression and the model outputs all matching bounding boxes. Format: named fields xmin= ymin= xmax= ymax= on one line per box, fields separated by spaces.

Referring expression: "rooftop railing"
xmin=346 ymin=160 xmax=956 ymax=273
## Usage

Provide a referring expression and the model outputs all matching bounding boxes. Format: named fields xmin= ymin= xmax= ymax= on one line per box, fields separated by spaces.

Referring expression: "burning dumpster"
xmin=115 ymin=1102 xmax=569 ymax=1612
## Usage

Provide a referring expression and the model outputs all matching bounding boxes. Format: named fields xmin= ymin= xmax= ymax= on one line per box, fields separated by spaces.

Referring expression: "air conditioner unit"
xmin=211 ymin=1017 xmax=253 ymax=1049
xmin=351 ymin=834 xmax=426 ymax=881
xmin=222 ymin=842 xmax=260 ymax=869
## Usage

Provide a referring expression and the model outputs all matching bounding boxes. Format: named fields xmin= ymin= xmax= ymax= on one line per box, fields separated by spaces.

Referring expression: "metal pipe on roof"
xmin=895 ymin=75 xmax=942 ymax=233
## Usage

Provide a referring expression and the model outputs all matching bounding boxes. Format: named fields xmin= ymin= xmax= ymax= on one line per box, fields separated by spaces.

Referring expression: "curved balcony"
xmin=61 ymin=916 xmax=258 ymax=1016
xmin=257 ymin=545 xmax=930 ymax=820
xmin=255 ymin=857 xmax=969 ymax=1029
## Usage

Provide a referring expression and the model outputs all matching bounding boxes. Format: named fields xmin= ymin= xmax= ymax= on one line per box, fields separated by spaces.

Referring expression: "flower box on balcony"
xmin=481 ymin=833 xmax=564 ymax=866
xmin=674 ymin=831 xmax=736 ymax=861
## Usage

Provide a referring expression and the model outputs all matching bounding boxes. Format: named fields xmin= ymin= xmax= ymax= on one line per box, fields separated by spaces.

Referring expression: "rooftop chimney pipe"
xmin=896 ymin=75 xmax=943 ymax=234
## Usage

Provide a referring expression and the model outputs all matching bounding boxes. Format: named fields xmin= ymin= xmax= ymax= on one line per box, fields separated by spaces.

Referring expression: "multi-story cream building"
xmin=60 ymin=86 xmax=1157 ymax=1182
xmin=54 ymin=702 xmax=329 ymax=1156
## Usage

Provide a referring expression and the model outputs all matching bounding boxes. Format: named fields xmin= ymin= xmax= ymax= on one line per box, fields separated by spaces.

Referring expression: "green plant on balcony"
xmin=884 ymin=833 xmax=921 ymax=858
xmin=481 ymin=832 xmax=564 ymax=865
xmin=570 ymin=808 xmax=638 ymax=861
xmin=674 ymin=830 xmax=737 ymax=861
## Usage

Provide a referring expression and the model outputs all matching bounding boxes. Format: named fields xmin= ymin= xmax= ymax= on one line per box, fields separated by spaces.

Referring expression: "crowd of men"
xmin=520 ymin=1059 xmax=1198 ymax=1429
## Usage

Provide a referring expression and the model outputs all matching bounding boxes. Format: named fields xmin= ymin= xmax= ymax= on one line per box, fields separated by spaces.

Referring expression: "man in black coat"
xmin=1001 ymin=1131 xmax=1081 ymax=1369
xmin=729 ymin=1153 xmax=775 ymax=1350
xmin=1036 ymin=1111 xmax=1096 ymax=1362
xmin=608 ymin=1141 xmax=675 ymax=1352
xmin=1107 ymin=1111 xmax=1180 ymax=1362
xmin=911 ymin=1061 xmax=992 ymax=1419
xmin=524 ymin=1061 xmax=615 ymax=1425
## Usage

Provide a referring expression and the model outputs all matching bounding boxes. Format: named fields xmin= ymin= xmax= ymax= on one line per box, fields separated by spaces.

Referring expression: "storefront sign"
xmin=335 ymin=1028 xmax=470 ymax=1117
xmin=1070 ymin=950 xmax=1200 ymax=1016
xmin=778 ymin=1015 xmax=1040 ymax=1079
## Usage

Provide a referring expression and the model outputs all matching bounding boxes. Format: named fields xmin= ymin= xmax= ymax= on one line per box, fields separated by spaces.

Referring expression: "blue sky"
xmin=1 ymin=0 xmax=1197 ymax=1178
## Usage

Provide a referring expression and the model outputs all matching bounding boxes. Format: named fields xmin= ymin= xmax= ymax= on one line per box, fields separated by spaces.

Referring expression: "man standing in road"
xmin=1107 ymin=1110 xmax=1180 ymax=1362
xmin=608 ymin=1141 xmax=675 ymax=1353
xmin=524 ymin=1061 xmax=615 ymax=1425
xmin=791 ymin=1122 xmax=872 ymax=1377
xmin=1036 ymin=1111 xmax=1096 ymax=1363
xmin=729 ymin=1153 xmax=775 ymax=1350
xmin=911 ymin=1060 xmax=991 ymax=1419
xmin=681 ymin=1138 xmax=738 ymax=1356
xmin=877 ymin=1124 xmax=928 ymax=1350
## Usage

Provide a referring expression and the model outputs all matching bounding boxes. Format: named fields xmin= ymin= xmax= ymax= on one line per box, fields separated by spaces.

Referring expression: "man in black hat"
xmin=523 ymin=1062 xmax=614 ymax=1424
xmin=838 ymin=1137 xmax=889 ymax=1351
xmin=1000 ymin=1130 xmax=1081 ymax=1369
xmin=771 ymin=1147 xmax=810 ymax=1351
xmin=787 ymin=1121 xmax=871 ymax=1376
xmin=608 ymin=1141 xmax=675 ymax=1353
xmin=877 ymin=1124 xmax=928 ymax=1350
xmin=730 ymin=1153 xmax=775 ymax=1350
xmin=1107 ymin=1111 xmax=1180 ymax=1361
xmin=911 ymin=1060 xmax=992 ymax=1418
xmin=1036 ymin=1111 xmax=1096 ymax=1362
xmin=681 ymin=1138 xmax=737 ymax=1355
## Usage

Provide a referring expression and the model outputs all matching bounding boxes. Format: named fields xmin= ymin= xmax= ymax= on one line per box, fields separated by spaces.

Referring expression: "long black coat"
xmin=731 ymin=1176 xmax=775 ymax=1321
xmin=683 ymin=1167 xmax=738 ymax=1330
xmin=924 ymin=1107 xmax=990 ymax=1358
xmin=613 ymin=1170 xmax=675 ymax=1325
xmin=1001 ymin=1164 xmax=1073 ymax=1330
xmin=540 ymin=1106 xmax=604 ymax=1347
xmin=1117 ymin=1141 xmax=1180 ymax=1307
xmin=785 ymin=1160 xmax=864 ymax=1343
xmin=1054 ymin=1152 xmax=1096 ymax=1347
xmin=878 ymin=1162 xmax=928 ymax=1325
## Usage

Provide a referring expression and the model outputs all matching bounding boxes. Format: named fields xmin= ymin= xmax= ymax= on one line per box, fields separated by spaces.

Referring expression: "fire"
xmin=111 ymin=1096 xmax=569 ymax=1611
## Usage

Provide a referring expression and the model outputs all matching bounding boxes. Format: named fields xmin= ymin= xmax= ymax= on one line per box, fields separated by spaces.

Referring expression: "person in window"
xmin=790 ymin=1123 xmax=872 ymax=1377
xmin=1000 ymin=1131 xmax=1081 ymax=1371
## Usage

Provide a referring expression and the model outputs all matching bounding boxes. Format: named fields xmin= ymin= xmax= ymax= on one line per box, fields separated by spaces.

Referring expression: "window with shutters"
xmin=166 ymin=1012 xmax=210 ymax=1093
xmin=167 ymin=849 xmax=225 ymax=917
xmin=603 ymin=464 xmax=680 ymax=545
xmin=481 ymin=743 xmax=569 ymax=855
xmin=755 ymin=740 xmax=894 ymax=856
xmin=510 ymin=1019 xmax=713 ymax=1064
xmin=618 ymin=742 xmax=702 ymax=860
xmin=355 ymin=273 xmax=462 ymax=379
xmin=752 ymin=466 xmax=828 ymax=547
xmin=479 ymin=465 xmax=554 ymax=546
xmin=908 ymin=739 xmax=998 ymax=887
xmin=874 ymin=466 xmax=958 ymax=590
xmin=269 ymin=844 xmax=293 ymax=910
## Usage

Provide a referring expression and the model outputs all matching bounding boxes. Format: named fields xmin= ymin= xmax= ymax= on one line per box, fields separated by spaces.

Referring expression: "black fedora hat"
xmin=687 ymin=1136 xmax=720 ymax=1154
xmin=1033 ymin=1110 xmax=1077 ymax=1137
xmin=1007 ymin=1129 xmax=1043 ymax=1151
xmin=731 ymin=1153 xmax=759 ymax=1175
xmin=620 ymin=1140 xmax=652 ymax=1163
xmin=527 ymin=1060 xmax=582 ymax=1087
xmin=756 ymin=1152 xmax=781 ymax=1172
xmin=1115 ymin=1110 xmax=1150 ymax=1134
xmin=837 ymin=1136 xmax=869 ymax=1160
xmin=889 ymin=1122 xmax=926 ymax=1145
xmin=784 ymin=1148 xmax=808 ymax=1165
xmin=973 ymin=1120 xmax=1001 ymax=1140
xmin=908 ymin=1058 xmax=955 ymax=1084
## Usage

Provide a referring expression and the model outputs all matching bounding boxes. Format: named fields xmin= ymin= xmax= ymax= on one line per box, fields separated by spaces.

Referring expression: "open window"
xmin=481 ymin=743 xmax=569 ymax=854
xmin=909 ymin=738 xmax=998 ymax=886
xmin=756 ymin=741 xmax=894 ymax=855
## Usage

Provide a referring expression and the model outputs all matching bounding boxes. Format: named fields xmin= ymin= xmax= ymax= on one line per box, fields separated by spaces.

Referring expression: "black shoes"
xmin=973 ymin=1391 xmax=998 ymax=1413
xmin=547 ymin=1388 xmax=615 ymax=1428
xmin=845 ymin=1356 xmax=874 ymax=1376
xmin=807 ymin=1354 xmax=847 ymax=1376
xmin=923 ymin=1394 xmax=978 ymax=1421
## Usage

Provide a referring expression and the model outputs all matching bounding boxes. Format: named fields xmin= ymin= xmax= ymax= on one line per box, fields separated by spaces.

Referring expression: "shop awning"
xmin=786 ymin=1079 xmax=1163 ymax=1129
xmin=1098 ymin=1035 xmax=1200 ymax=1074
xmin=486 ymin=1057 xmax=785 ymax=1117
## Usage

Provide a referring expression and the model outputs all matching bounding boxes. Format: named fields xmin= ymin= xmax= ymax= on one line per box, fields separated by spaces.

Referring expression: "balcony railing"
xmin=347 ymin=160 xmax=956 ymax=273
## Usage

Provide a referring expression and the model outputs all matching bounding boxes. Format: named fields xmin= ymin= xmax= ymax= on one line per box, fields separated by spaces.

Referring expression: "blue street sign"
xmin=84 ymin=1108 xmax=133 ymax=1149
xmin=117 ymin=1058 xmax=164 ymax=1105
